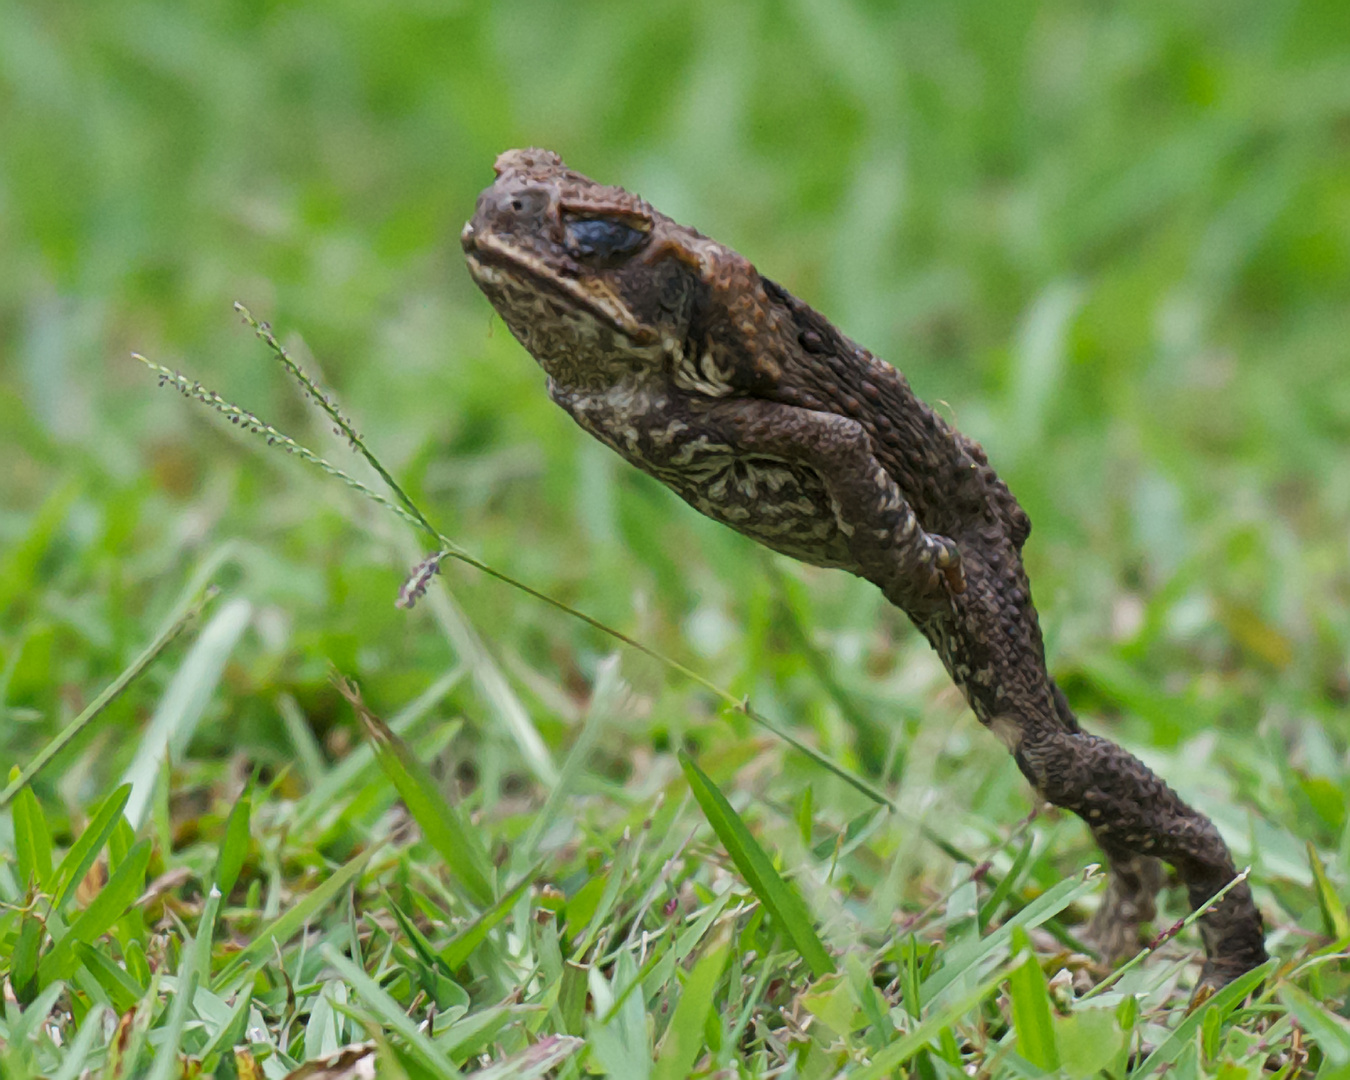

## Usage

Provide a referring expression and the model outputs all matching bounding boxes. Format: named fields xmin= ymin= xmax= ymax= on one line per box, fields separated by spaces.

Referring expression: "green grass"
xmin=3 ymin=0 xmax=1350 ymax=1076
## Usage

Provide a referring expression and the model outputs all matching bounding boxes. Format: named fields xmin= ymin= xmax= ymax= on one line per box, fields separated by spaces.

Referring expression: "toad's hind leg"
xmin=1010 ymin=723 xmax=1267 ymax=987
xmin=1050 ymin=683 xmax=1169 ymax=962
xmin=1090 ymin=844 xmax=1168 ymax=963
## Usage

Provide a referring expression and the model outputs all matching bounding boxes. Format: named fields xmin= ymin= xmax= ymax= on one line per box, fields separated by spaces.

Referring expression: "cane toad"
xmin=461 ymin=148 xmax=1267 ymax=987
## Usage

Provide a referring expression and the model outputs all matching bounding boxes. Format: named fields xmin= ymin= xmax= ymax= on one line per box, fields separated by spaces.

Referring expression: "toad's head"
xmin=463 ymin=148 xmax=732 ymax=391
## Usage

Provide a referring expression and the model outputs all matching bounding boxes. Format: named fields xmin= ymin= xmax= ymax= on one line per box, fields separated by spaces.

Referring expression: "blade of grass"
xmin=387 ymin=893 xmax=451 ymax=975
xmin=305 ymin=982 xmax=344 ymax=1059
xmin=1008 ymin=927 xmax=1059 ymax=1072
xmin=430 ymin=1000 xmax=521 ymax=1056
xmin=1308 ymin=841 xmax=1350 ymax=941
xmin=277 ymin=692 xmax=328 ymax=789
xmin=680 ymin=750 xmax=835 ymax=978
xmin=7 ymin=979 xmax=65 ymax=1048
xmin=1276 ymin=983 xmax=1350 ymax=1066
xmin=573 ymin=834 xmax=638 ymax=958
xmin=1131 ymin=961 xmax=1272 ymax=1077
xmin=652 ymin=925 xmax=732 ymax=1080
xmin=440 ymin=864 xmax=540 ymax=970
xmin=338 ymin=674 xmax=495 ymax=908
xmin=288 ymin=666 xmax=463 ymax=832
xmin=11 ymin=911 xmax=44 ymax=1003
xmin=587 ymin=948 xmax=652 ymax=1080
xmin=73 ymin=941 xmax=145 ymax=1012
xmin=920 ymin=867 xmax=1101 ymax=1006
xmin=517 ymin=654 xmax=622 ymax=865
xmin=48 ymin=1002 xmax=107 ymax=1080
xmin=466 ymin=1034 xmax=584 ymax=1080
xmin=0 ymin=478 xmax=80 ymax=617
xmin=121 ymin=596 xmax=252 ymax=830
xmin=213 ymin=779 xmax=252 ymax=898
xmin=193 ymin=986 xmax=254 ymax=1067
xmin=147 ymin=885 xmax=221 ymax=1080
xmin=214 ymin=847 xmax=372 ymax=989
xmin=290 ymin=666 xmax=464 ymax=837
xmin=978 ymin=831 xmax=1035 ymax=931
xmin=0 ymin=585 xmax=216 ymax=809
xmin=853 ymin=963 xmax=1012 ymax=1080
xmin=37 ymin=838 xmax=151 ymax=986
xmin=412 ymin=563 xmax=558 ymax=788
xmin=322 ymin=943 xmax=459 ymax=1079
xmin=49 ymin=783 xmax=132 ymax=917
xmin=12 ymin=781 xmax=53 ymax=891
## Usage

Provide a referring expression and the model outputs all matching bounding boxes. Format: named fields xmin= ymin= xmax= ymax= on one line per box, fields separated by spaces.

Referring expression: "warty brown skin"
xmin=461 ymin=147 xmax=1267 ymax=987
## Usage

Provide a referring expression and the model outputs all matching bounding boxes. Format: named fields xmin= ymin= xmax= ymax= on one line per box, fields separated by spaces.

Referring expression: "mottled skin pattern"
xmin=462 ymin=148 xmax=1267 ymax=987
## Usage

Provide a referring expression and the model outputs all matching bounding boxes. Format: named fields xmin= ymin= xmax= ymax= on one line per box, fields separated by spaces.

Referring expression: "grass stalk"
xmin=136 ymin=317 xmax=896 ymax=810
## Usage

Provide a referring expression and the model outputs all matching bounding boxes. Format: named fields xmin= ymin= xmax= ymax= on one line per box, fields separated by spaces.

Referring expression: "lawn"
xmin=2 ymin=1 xmax=1349 ymax=1076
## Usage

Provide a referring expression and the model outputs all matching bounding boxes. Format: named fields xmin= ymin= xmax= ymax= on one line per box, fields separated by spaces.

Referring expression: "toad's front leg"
xmin=551 ymin=385 xmax=962 ymax=611
xmin=686 ymin=397 xmax=965 ymax=612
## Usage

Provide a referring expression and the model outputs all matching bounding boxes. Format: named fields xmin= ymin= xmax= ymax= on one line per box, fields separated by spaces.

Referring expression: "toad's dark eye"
xmin=563 ymin=216 xmax=648 ymax=263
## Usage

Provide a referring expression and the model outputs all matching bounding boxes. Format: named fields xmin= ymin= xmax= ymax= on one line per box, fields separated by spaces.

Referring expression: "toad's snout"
xmin=467 ymin=182 xmax=555 ymax=245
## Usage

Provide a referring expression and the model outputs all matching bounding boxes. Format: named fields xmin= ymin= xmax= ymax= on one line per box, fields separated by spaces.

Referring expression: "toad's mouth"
xmin=462 ymin=223 xmax=656 ymax=346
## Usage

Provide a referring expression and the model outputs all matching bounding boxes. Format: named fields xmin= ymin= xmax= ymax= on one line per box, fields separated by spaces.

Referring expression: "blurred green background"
xmin=3 ymin=0 xmax=1349 ymax=930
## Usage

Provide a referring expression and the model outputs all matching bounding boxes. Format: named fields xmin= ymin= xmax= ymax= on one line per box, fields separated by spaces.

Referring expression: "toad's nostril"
xmin=496 ymin=186 xmax=549 ymax=220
